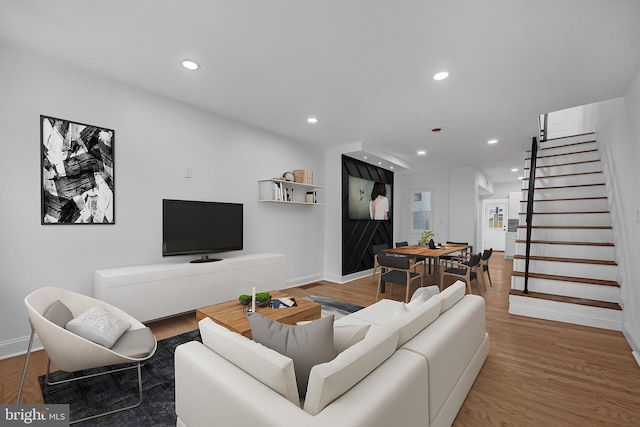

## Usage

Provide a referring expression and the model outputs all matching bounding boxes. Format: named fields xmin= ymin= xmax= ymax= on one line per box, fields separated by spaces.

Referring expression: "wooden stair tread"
xmin=525 ymin=149 xmax=598 ymax=161
xmin=516 ymin=225 xmax=611 ymax=229
xmin=543 ymin=132 xmax=595 ymax=141
xmin=518 ymin=211 xmax=609 ymax=215
xmin=511 ymin=271 xmax=619 ymax=287
xmin=540 ymin=139 xmax=597 ymax=150
xmin=523 ymin=159 xmax=599 ymax=170
xmin=513 ymin=255 xmax=616 ymax=266
xmin=522 ymin=171 xmax=603 ymax=180
xmin=515 ymin=240 xmax=614 ymax=246
xmin=519 ymin=197 xmax=607 ymax=202
xmin=527 ymin=183 xmax=605 ymax=190
xmin=509 ymin=289 xmax=621 ymax=310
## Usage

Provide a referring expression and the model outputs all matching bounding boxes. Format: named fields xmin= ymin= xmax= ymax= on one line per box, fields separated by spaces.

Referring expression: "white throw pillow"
xmin=390 ymin=297 xmax=441 ymax=347
xmin=409 ymin=286 xmax=440 ymax=305
xmin=65 ymin=305 xmax=131 ymax=348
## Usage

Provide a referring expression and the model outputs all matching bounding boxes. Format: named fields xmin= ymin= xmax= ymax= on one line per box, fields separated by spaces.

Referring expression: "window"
xmin=411 ymin=190 xmax=431 ymax=231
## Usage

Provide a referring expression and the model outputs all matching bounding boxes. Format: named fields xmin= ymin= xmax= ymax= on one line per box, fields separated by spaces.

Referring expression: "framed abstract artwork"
xmin=41 ymin=115 xmax=115 ymax=224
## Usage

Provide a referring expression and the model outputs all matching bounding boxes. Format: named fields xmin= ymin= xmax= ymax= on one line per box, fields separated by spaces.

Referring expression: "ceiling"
xmin=2 ymin=0 xmax=640 ymax=184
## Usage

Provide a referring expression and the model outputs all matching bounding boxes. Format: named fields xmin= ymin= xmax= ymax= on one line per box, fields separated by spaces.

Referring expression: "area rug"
xmin=39 ymin=296 xmax=363 ymax=426
xmin=304 ymin=294 xmax=364 ymax=319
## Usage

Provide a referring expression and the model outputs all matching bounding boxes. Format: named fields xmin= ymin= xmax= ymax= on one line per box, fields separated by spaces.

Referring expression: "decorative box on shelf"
xmin=257 ymin=179 xmax=324 ymax=205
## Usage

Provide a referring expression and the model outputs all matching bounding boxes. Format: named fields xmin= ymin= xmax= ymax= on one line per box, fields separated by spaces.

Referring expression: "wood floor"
xmin=3 ymin=254 xmax=640 ymax=426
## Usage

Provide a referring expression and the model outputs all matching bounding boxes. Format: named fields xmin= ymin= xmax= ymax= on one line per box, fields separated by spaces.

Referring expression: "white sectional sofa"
xmin=174 ymin=281 xmax=489 ymax=427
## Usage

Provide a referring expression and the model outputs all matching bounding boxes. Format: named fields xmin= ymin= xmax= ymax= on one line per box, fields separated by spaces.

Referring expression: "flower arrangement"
xmin=418 ymin=230 xmax=436 ymax=246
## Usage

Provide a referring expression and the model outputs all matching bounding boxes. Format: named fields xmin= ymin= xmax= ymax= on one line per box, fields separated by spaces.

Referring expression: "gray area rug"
xmin=39 ymin=295 xmax=363 ymax=426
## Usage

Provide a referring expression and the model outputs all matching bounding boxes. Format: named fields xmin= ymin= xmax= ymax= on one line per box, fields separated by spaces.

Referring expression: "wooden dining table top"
xmin=383 ymin=243 xmax=470 ymax=258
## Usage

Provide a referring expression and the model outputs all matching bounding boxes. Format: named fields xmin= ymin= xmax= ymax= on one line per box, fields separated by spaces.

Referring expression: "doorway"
xmin=482 ymin=199 xmax=508 ymax=251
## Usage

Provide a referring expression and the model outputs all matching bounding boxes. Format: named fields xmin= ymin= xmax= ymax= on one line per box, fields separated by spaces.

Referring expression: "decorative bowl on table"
xmin=238 ymin=295 xmax=252 ymax=306
xmin=255 ymin=292 xmax=272 ymax=307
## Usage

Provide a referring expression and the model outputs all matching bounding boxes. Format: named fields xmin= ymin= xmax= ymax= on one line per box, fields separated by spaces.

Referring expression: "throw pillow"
xmin=66 ymin=305 xmax=131 ymax=348
xmin=43 ymin=300 xmax=73 ymax=328
xmin=409 ymin=286 xmax=440 ymax=304
xmin=247 ymin=312 xmax=337 ymax=398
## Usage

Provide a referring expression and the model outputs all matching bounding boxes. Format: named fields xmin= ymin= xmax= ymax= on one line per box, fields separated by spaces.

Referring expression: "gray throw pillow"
xmin=66 ymin=305 xmax=131 ymax=348
xmin=43 ymin=300 xmax=73 ymax=327
xmin=247 ymin=312 xmax=337 ymax=398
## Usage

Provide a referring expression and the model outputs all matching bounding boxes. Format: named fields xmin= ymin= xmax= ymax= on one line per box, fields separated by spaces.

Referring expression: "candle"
xmin=251 ymin=287 xmax=256 ymax=312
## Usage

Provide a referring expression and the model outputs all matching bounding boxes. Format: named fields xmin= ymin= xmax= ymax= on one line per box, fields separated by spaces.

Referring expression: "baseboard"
xmin=0 ymin=334 xmax=42 ymax=361
xmin=622 ymin=323 xmax=640 ymax=368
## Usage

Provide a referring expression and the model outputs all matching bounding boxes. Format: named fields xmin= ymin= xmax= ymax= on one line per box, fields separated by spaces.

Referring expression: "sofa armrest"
xmin=175 ymin=341 xmax=311 ymax=427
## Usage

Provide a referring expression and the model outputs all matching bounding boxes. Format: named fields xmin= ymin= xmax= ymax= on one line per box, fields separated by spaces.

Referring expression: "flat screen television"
xmin=162 ymin=199 xmax=243 ymax=263
xmin=347 ymin=176 xmax=392 ymax=220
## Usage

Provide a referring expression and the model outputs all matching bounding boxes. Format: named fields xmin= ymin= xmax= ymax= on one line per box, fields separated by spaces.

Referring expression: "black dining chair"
xmin=376 ymin=253 xmax=424 ymax=303
xmin=480 ymin=248 xmax=494 ymax=287
xmin=439 ymin=253 xmax=483 ymax=294
xmin=371 ymin=243 xmax=390 ymax=283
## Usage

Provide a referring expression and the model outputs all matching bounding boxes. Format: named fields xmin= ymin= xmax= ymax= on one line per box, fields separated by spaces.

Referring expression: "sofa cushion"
xmin=65 ymin=305 xmax=131 ymax=348
xmin=247 ymin=312 xmax=337 ymax=399
xmin=333 ymin=322 xmax=371 ymax=353
xmin=433 ymin=280 xmax=466 ymax=313
xmin=389 ymin=296 xmax=441 ymax=347
xmin=345 ymin=298 xmax=404 ymax=326
xmin=303 ymin=325 xmax=399 ymax=416
xmin=198 ymin=317 xmax=300 ymax=407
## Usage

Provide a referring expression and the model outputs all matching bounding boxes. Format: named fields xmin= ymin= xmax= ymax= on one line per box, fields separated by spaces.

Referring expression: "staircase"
xmin=508 ymin=132 xmax=622 ymax=330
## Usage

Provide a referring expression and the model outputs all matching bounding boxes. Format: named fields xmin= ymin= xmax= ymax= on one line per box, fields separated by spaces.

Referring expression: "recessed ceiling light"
xmin=363 ymin=156 xmax=368 ymax=160
xmin=378 ymin=162 xmax=382 ymax=165
xmin=182 ymin=60 xmax=199 ymax=70
xmin=511 ymin=168 xmax=518 ymax=172
xmin=417 ymin=150 xmax=427 ymax=155
xmin=518 ymin=176 xmax=524 ymax=180
xmin=488 ymin=139 xmax=498 ymax=144
xmin=433 ymin=71 xmax=449 ymax=81
xmin=307 ymin=117 xmax=318 ymax=124
xmin=390 ymin=166 xmax=394 ymax=170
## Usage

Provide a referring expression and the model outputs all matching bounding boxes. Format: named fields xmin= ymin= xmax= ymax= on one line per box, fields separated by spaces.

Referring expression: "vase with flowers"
xmin=418 ymin=230 xmax=436 ymax=246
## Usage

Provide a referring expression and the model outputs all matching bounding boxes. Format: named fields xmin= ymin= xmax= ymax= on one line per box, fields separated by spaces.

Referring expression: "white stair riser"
xmin=523 ymin=186 xmax=607 ymax=199
xmin=532 ymin=173 xmax=604 ymax=188
xmin=508 ymin=295 xmax=621 ymax=331
xmin=519 ymin=213 xmax=610 ymax=226
xmin=514 ymin=242 xmax=616 ymax=260
xmin=517 ymin=228 xmax=612 ymax=241
xmin=513 ymin=259 xmax=617 ymax=281
xmin=520 ymin=198 xmax=609 ymax=213
xmin=527 ymin=161 xmax=602 ymax=177
xmin=511 ymin=276 xmax=620 ymax=302
xmin=526 ymin=150 xmax=600 ymax=168
xmin=539 ymin=141 xmax=598 ymax=155
xmin=542 ymin=134 xmax=596 ymax=146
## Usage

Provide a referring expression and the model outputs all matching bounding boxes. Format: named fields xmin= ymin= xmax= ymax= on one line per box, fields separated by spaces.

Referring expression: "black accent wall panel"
xmin=342 ymin=155 xmax=394 ymax=275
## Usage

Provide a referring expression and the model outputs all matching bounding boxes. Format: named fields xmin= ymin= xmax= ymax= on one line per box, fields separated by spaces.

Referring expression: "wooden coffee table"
xmin=195 ymin=290 xmax=322 ymax=339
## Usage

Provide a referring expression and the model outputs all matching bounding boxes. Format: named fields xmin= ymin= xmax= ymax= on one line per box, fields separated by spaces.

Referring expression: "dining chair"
xmin=396 ymin=241 xmax=432 ymax=274
xmin=17 ymin=287 xmax=158 ymax=424
xmin=439 ymin=241 xmax=470 ymax=262
xmin=439 ymin=253 xmax=483 ymax=294
xmin=376 ymin=253 xmax=424 ymax=303
xmin=371 ymin=243 xmax=390 ymax=283
xmin=480 ymin=248 xmax=494 ymax=287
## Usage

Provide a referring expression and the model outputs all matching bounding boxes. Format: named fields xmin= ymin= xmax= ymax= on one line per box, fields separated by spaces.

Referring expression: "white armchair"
xmin=17 ymin=287 xmax=157 ymax=424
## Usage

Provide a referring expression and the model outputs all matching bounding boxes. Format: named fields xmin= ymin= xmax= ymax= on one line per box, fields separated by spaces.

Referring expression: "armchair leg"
xmin=16 ymin=322 xmax=36 ymax=404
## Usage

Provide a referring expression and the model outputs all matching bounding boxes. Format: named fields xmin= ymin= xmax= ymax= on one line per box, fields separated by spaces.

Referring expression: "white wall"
xmin=591 ymin=68 xmax=640 ymax=362
xmin=0 ymin=46 xmax=326 ymax=358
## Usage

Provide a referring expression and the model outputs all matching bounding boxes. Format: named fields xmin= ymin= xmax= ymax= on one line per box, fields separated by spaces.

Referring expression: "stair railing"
xmin=524 ymin=114 xmax=547 ymax=293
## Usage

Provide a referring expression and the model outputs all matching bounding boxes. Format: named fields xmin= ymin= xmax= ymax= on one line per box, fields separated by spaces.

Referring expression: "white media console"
xmin=94 ymin=253 xmax=286 ymax=322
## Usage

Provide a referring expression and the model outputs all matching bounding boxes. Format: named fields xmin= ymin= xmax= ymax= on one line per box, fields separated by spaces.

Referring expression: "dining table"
xmin=381 ymin=243 xmax=471 ymax=291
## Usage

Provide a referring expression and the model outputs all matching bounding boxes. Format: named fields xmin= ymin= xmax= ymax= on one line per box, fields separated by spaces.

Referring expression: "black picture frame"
xmin=40 ymin=115 xmax=115 ymax=224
